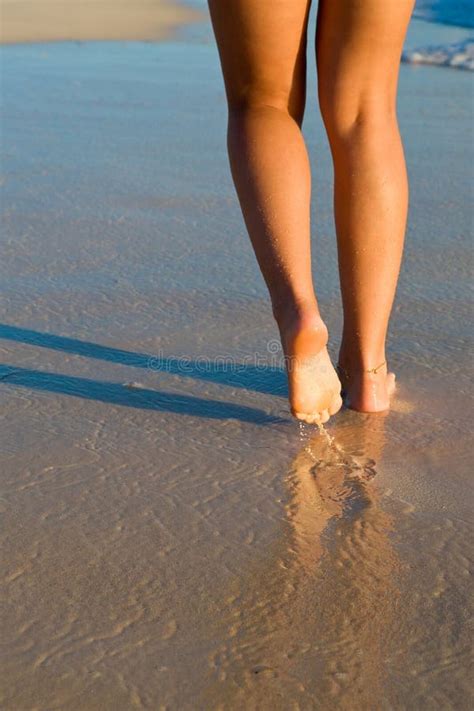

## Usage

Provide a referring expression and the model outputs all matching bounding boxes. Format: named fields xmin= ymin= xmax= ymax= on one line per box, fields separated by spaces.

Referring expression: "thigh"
xmin=316 ymin=0 xmax=415 ymax=117
xmin=208 ymin=0 xmax=312 ymax=121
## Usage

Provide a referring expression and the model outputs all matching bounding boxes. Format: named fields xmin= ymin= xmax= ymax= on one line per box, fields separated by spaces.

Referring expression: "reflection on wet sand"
xmin=285 ymin=413 xmax=401 ymax=707
xmin=209 ymin=412 xmax=402 ymax=708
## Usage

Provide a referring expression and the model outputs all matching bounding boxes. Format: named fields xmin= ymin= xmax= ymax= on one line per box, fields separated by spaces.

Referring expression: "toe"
xmin=319 ymin=409 xmax=330 ymax=424
xmin=296 ymin=411 xmax=325 ymax=425
xmin=294 ymin=410 xmax=314 ymax=424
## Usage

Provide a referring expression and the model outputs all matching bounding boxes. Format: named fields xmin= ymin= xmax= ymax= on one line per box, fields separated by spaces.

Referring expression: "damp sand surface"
xmin=0 ymin=12 xmax=473 ymax=711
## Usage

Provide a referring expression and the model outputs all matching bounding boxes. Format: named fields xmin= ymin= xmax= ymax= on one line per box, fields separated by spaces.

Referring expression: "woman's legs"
xmin=208 ymin=0 xmax=342 ymax=423
xmin=316 ymin=0 xmax=414 ymax=412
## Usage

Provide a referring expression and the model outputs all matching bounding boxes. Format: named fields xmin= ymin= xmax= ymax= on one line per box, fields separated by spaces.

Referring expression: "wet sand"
xmin=0 ymin=0 xmax=202 ymax=44
xmin=1 ymin=8 xmax=473 ymax=711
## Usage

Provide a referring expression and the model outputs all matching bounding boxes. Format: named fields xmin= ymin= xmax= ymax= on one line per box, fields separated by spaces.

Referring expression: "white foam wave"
xmin=402 ymin=38 xmax=474 ymax=70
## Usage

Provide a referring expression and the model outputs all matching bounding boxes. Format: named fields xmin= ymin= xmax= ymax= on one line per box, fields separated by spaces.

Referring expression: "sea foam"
xmin=402 ymin=38 xmax=474 ymax=70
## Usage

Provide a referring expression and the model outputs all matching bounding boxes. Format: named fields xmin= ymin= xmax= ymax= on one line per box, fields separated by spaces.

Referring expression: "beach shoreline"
xmin=0 ymin=0 xmax=203 ymax=45
xmin=1 ymin=6 xmax=473 ymax=709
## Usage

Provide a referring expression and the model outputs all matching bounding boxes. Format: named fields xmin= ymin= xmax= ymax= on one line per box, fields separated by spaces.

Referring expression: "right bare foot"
xmin=277 ymin=309 xmax=342 ymax=425
xmin=337 ymin=359 xmax=396 ymax=413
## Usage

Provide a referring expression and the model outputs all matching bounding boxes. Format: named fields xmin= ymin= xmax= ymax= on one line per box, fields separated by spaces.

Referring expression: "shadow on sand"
xmin=0 ymin=324 xmax=287 ymax=424
xmin=0 ymin=323 xmax=287 ymax=396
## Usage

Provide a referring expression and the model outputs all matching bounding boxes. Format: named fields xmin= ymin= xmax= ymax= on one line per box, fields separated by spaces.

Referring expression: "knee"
xmin=226 ymin=80 xmax=305 ymax=126
xmin=318 ymin=83 xmax=398 ymax=144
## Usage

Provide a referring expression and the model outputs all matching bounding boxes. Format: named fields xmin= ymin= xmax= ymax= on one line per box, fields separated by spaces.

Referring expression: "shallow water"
xmin=1 ymin=12 xmax=473 ymax=711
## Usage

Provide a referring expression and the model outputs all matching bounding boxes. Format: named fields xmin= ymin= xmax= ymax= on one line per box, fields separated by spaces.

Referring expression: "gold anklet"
xmin=337 ymin=361 xmax=386 ymax=378
xmin=366 ymin=361 xmax=386 ymax=374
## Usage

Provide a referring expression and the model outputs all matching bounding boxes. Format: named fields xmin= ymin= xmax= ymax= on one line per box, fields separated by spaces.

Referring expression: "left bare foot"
xmin=276 ymin=308 xmax=343 ymax=424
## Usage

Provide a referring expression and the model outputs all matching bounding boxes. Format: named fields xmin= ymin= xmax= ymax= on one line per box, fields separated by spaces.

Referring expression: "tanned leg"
xmin=316 ymin=0 xmax=414 ymax=411
xmin=209 ymin=0 xmax=342 ymax=423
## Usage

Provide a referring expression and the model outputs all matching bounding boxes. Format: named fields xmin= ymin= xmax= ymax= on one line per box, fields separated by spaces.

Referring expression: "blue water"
xmin=414 ymin=0 xmax=474 ymax=29
xmin=407 ymin=1 xmax=474 ymax=69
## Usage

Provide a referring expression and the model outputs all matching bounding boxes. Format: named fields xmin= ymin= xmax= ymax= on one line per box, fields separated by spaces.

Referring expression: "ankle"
xmin=272 ymin=298 xmax=321 ymax=333
xmin=274 ymin=303 xmax=328 ymax=362
xmin=273 ymin=304 xmax=328 ymax=343
xmin=338 ymin=344 xmax=387 ymax=377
